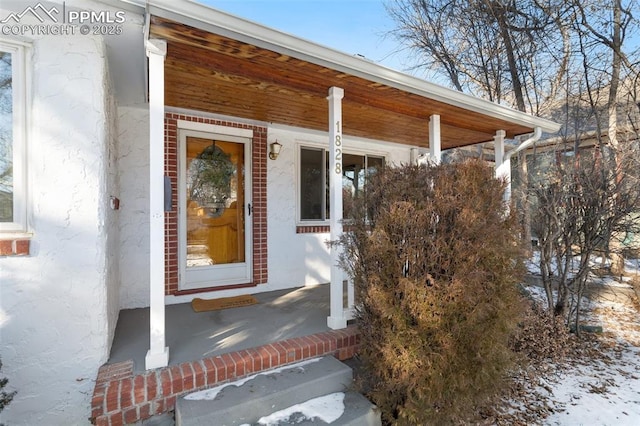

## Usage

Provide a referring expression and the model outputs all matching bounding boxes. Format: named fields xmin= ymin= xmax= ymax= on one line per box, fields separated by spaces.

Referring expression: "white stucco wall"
xmin=265 ymin=125 xmax=413 ymax=291
xmin=105 ymin=65 xmax=121 ymax=357
xmin=117 ymin=105 xmax=151 ymax=309
xmin=0 ymin=33 xmax=118 ymax=425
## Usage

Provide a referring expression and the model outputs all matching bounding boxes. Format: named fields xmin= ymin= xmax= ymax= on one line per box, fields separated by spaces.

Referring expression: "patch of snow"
xmin=257 ymin=392 xmax=346 ymax=425
xmin=544 ymin=345 xmax=640 ymax=425
xmin=625 ymin=258 xmax=640 ymax=275
xmin=516 ymin=250 xmax=640 ymax=424
xmin=184 ymin=357 xmax=323 ymax=401
xmin=589 ymin=275 xmax=634 ymax=288
xmin=523 ymin=284 xmax=547 ymax=304
xmin=525 ymin=251 xmax=541 ymax=275
xmin=525 ymin=253 xmax=640 ymax=282
xmin=582 ymin=294 xmax=640 ymax=345
xmin=592 ymin=256 xmax=612 ymax=267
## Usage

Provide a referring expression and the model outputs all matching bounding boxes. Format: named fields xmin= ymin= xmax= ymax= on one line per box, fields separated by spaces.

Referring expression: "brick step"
xmin=175 ymin=356 xmax=380 ymax=426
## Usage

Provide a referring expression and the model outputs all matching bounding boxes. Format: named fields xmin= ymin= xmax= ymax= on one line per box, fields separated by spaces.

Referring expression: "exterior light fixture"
xmin=269 ymin=140 xmax=282 ymax=160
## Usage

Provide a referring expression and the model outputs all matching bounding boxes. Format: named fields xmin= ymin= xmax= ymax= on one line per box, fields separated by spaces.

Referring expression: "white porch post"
xmin=327 ymin=86 xmax=347 ymax=330
xmin=145 ymin=39 xmax=169 ymax=370
xmin=493 ymin=130 xmax=512 ymax=202
xmin=494 ymin=129 xmax=505 ymax=175
xmin=429 ymin=114 xmax=442 ymax=164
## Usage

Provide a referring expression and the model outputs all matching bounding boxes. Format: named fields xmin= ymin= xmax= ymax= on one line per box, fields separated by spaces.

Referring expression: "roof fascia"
xmin=125 ymin=0 xmax=561 ymax=134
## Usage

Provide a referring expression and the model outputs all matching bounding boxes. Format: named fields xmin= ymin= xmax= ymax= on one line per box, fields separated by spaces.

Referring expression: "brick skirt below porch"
xmin=91 ymin=326 xmax=360 ymax=425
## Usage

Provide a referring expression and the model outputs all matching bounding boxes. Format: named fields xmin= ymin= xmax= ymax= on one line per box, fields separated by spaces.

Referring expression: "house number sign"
xmin=334 ymin=120 xmax=342 ymax=175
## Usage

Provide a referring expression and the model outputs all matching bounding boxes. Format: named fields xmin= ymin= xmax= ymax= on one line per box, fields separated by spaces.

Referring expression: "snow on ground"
xmin=582 ymin=290 xmax=640 ymax=346
xmin=515 ymin=255 xmax=640 ymax=425
xmin=625 ymin=257 xmax=640 ymax=275
xmin=526 ymin=250 xmax=542 ymax=275
xmin=526 ymin=252 xmax=640 ymax=282
xmin=543 ymin=344 xmax=640 ymax=425
xmin=525 ymin=287 xmax=640 ymax=425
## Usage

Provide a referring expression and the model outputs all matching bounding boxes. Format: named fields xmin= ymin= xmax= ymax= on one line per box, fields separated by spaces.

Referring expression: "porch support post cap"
xmin=145 ymin=38 xmax=167 ymax=57
xmin=327 ymin=86 xmax=344 ymax=100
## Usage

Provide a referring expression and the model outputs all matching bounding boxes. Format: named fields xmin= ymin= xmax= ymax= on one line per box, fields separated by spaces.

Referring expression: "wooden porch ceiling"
xmin=150 ymin=16 xmax=534 ymax=149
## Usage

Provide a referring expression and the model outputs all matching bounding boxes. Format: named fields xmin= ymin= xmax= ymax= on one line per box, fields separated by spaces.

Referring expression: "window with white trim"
xmin=0 ymin=41 xmax=27 ymax=233
xmin=299 ymin=146 xmax=384 ymax=221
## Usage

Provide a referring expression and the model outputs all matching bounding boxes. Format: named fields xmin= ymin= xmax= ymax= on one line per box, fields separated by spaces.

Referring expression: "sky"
xmin=200 ymin=0 xmax=414 ymax=73
xmin=199 ymin=0 xmax=640 ymax=85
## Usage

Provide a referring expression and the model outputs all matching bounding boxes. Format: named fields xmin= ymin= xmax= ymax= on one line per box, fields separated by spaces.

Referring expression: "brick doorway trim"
xmin=164 ymin=112 xmax=267 ymax=295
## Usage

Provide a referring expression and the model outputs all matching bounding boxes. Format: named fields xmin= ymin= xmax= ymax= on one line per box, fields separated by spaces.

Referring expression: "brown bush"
xmin=340 ymin=160 xmax=526 ymax=425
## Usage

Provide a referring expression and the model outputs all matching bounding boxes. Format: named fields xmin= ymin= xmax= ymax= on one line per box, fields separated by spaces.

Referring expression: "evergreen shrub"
xmin=340 ymin=160 xmax=525 ymax=424
xmin=0 ymin=358 xmax=16 ymax=424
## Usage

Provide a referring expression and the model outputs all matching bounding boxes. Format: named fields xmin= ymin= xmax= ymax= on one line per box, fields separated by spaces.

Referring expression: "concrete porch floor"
xmin=109 ymin=284 xmax=333 ymax=374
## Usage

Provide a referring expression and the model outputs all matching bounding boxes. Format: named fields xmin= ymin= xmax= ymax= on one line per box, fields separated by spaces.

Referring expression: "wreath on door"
xmin=187 ymin=144 xmax=235 ymax=218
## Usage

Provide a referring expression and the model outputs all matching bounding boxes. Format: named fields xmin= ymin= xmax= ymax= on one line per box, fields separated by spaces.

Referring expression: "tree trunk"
xmin=494 ymin=3 xmax=527 ymax=112
xmin=608 ymin=0 xmax=625 ymax=276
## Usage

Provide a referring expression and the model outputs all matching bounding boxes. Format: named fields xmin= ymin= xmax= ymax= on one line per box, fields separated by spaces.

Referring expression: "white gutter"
xmin=143 ymin=8 xmax=150 ymax=103
xmin=120 ymin=0 xmax=561 ymax=135
xmin=497 ymin=127 xmax=542 ymax=205
xmin=506 ymin=126 xmax=543 ymax=161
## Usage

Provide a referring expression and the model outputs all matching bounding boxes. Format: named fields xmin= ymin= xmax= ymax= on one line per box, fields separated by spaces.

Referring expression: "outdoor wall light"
xmin=269 ymin=141 xmax=282 ymax=160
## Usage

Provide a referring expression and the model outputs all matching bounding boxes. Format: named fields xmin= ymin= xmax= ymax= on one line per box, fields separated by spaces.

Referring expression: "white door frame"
xmin=177 ymin=123 xmax=253 ymax=290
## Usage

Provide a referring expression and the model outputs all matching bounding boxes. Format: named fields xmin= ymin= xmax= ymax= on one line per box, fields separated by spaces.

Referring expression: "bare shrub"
xmin=531 ymin=141 xmax=640 ymax=332
xmin=339 ymin=160 xmax=526 ymax=424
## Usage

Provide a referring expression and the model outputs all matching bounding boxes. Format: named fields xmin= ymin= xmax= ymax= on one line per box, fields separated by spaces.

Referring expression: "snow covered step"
xmin=253 ymin=391 xmax=381 ymax=425
xmin=176 ymin=356 xmax=376 ymax=426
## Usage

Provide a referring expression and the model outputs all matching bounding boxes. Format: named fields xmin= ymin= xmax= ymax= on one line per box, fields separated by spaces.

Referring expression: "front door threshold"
xmin=173 ymin=281 xmax=258 ymax=296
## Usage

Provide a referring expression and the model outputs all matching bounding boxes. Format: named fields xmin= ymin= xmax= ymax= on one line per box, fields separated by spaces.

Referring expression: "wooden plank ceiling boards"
xmin=150 ymin=16 xmax=534 ymax=149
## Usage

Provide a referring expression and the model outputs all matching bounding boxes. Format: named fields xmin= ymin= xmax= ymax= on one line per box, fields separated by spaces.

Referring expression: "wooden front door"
xmin=179 ymin=129 xmax=252 ymax=289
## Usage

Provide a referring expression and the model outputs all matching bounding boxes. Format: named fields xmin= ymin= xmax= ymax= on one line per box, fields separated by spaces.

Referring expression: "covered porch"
xmin=108 ymin=284 xmax=335 ymax=373
xmin=141 ymin=0 xmax=560 ymax=374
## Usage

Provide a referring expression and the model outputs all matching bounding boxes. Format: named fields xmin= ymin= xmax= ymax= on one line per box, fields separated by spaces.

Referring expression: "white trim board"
xmin=177 ymin=120 xmax=254 ymax=138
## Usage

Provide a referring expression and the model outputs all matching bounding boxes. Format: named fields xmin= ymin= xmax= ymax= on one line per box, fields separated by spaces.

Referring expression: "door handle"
xmin=248 ymin=203 xmax=252 ymax=216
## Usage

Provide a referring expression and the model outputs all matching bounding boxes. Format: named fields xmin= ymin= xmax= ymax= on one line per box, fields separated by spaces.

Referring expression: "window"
xmin=299 ymin=146 xmax=384 ymax=221
xmin=0 ymin=41 xmax=27 ymax=233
